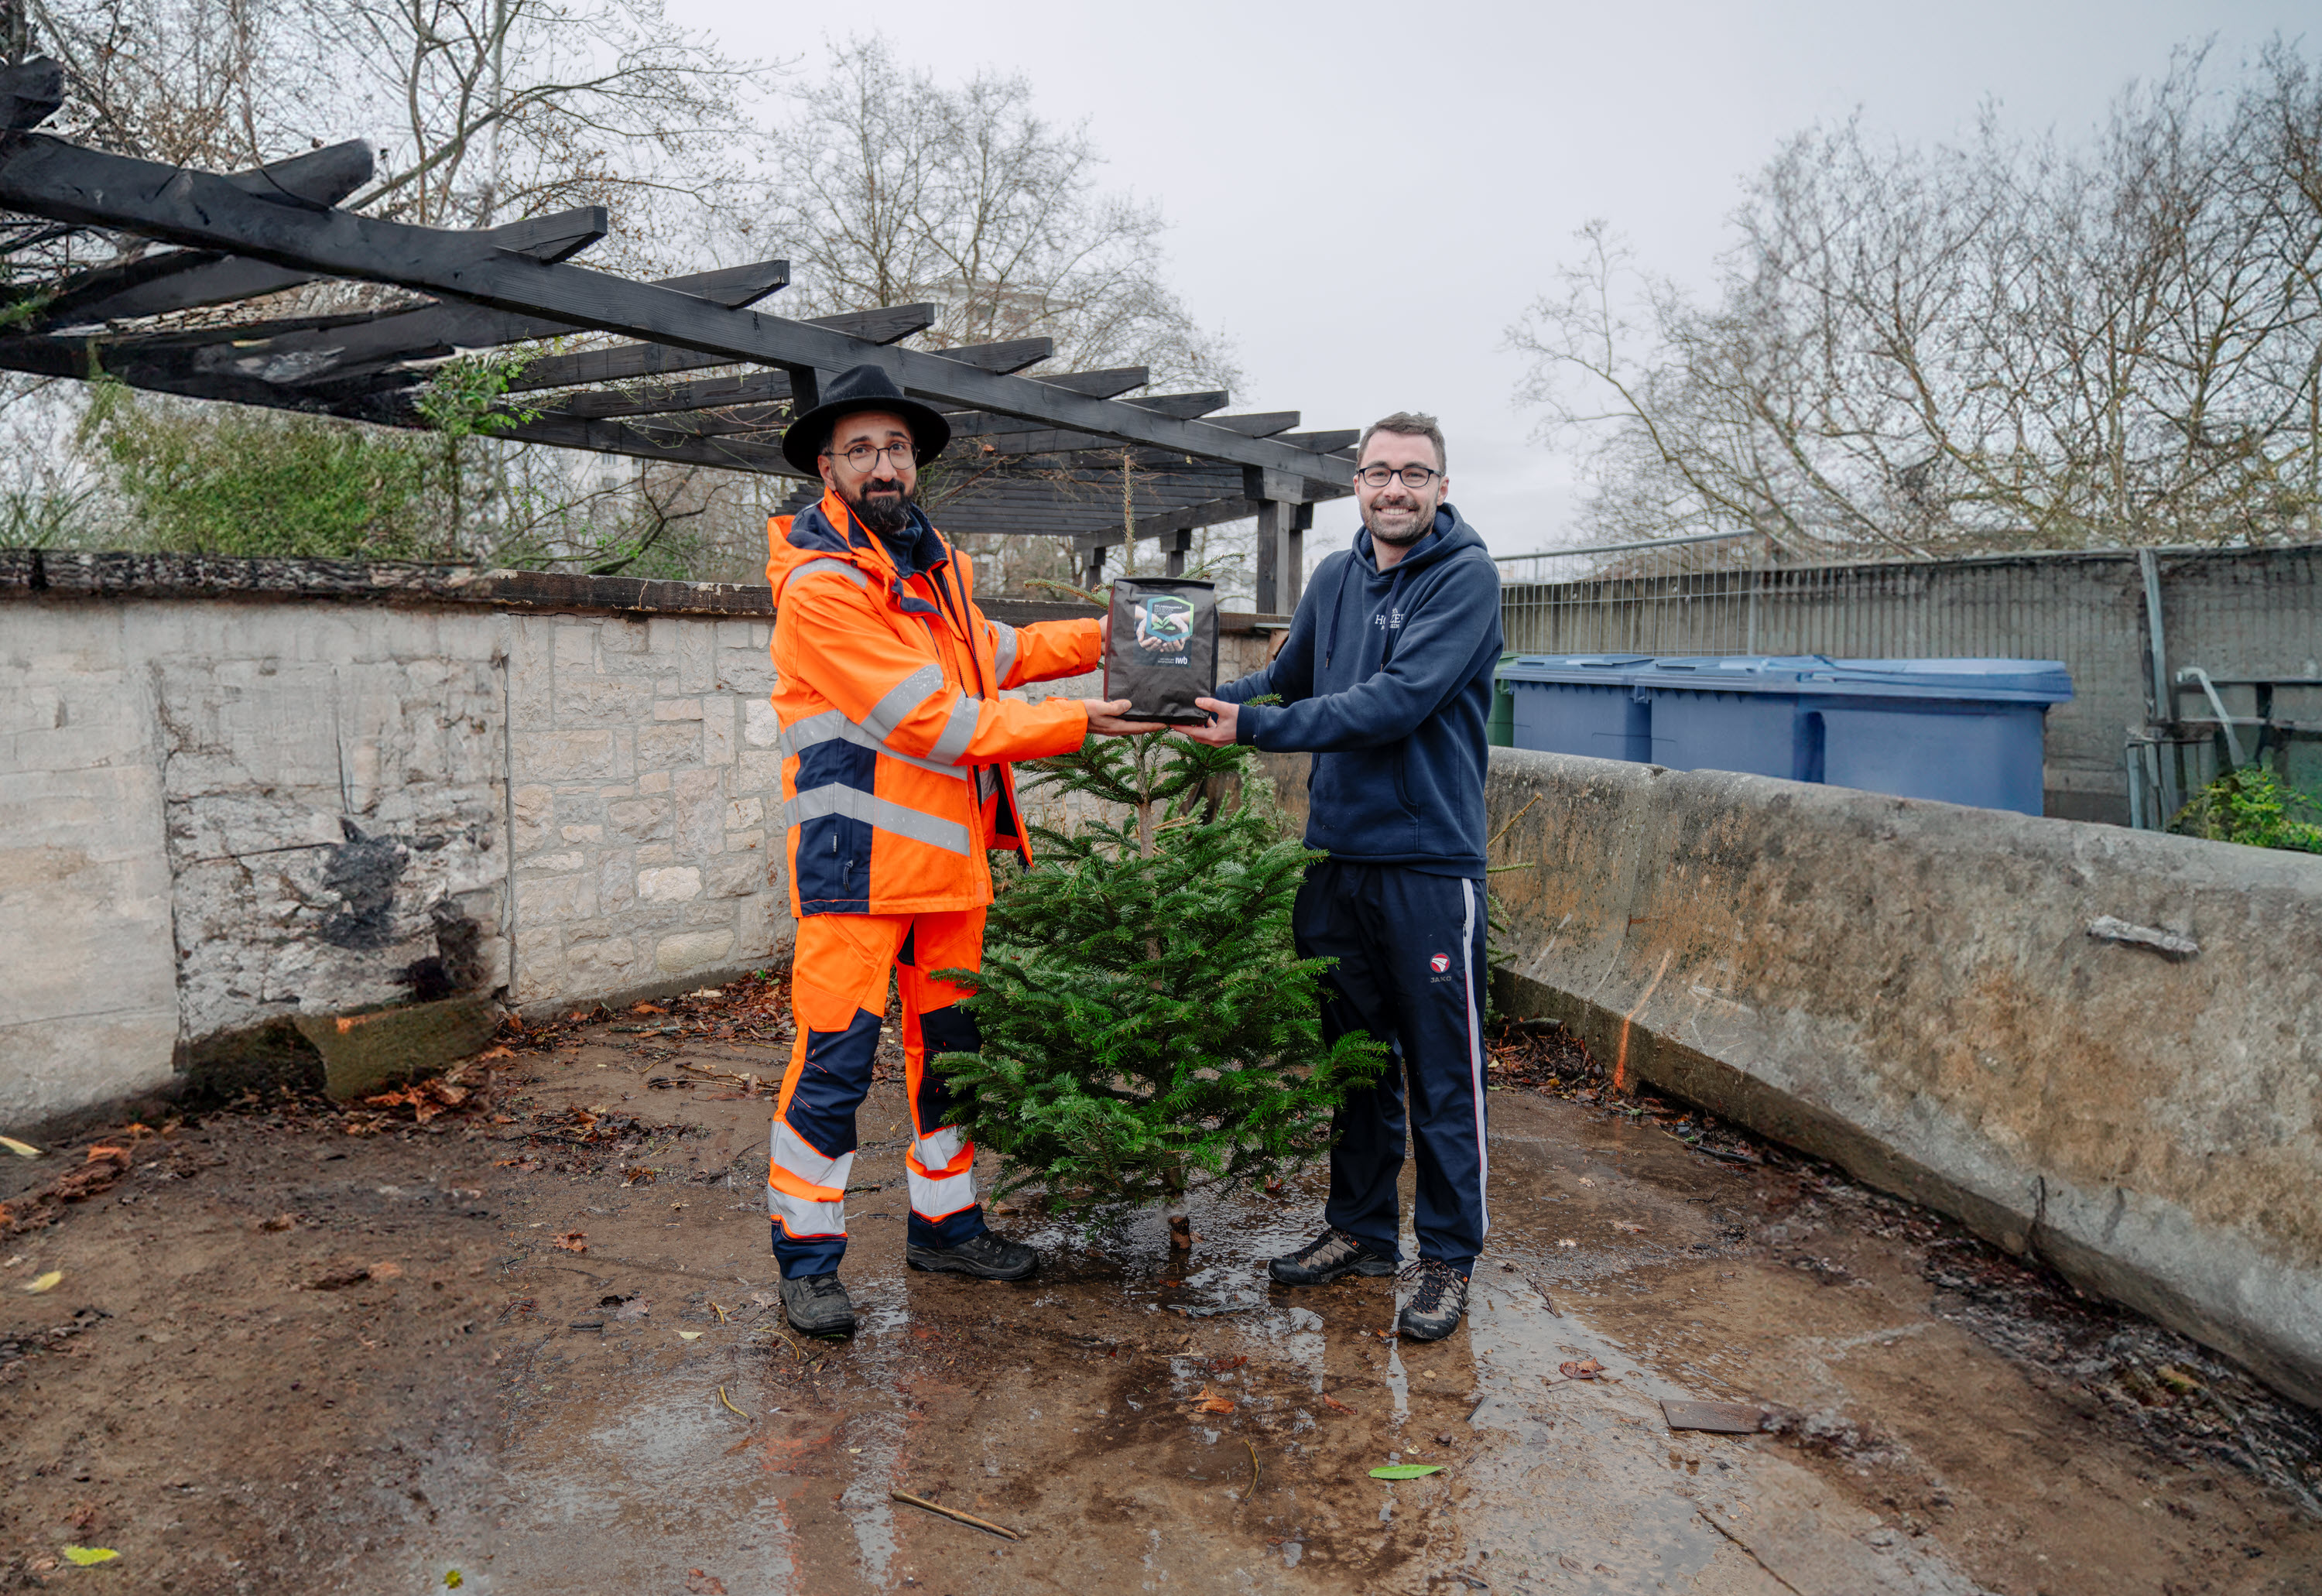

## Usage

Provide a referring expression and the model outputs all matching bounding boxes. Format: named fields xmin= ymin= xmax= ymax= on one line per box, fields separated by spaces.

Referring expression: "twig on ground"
xmin=890 ymin=1489 xmax=1021 ymax=1540
xmin=718 ymin=1385 xmax=750 ymax=1420
xmin=1240 ymin=1438 xmax=1260 ymax=1501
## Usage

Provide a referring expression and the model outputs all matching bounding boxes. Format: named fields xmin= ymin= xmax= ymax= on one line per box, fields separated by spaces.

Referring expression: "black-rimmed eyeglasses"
xmin=1355 ymin=464 xmax=1442 ymax=490
xmin=825 ymin=440 xmax=916 ymax=471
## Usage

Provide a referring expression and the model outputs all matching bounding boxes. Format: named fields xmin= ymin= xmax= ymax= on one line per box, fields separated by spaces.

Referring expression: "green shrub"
xmin=2170 ymin=766 xmax=2322 ymax=855
xmin=91 ymin=389 xmax=432 ymax=560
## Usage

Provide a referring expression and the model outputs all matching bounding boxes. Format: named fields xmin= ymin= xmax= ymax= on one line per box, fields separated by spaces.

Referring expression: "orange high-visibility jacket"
xmin=765 ymin=488 xmax=1101 ymax=916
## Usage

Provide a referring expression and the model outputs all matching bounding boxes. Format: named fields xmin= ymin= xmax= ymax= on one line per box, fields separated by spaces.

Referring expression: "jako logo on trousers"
xmin=1429 ymin=954 xmax=1450 ymax=974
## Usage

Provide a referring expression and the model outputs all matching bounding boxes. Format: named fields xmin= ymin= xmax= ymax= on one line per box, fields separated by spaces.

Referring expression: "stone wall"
xmin=1259 ymin=745 xmax=2322 ymax=1406
xmin=1 ymin=551 xmax=1281 ymax=1127
xmin=502 ymin=611 xmax=782 ymax=1008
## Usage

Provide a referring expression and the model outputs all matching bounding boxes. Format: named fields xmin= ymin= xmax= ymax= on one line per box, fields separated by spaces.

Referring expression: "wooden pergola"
xmin=0 ymin=59 xmax=1351 ymax=609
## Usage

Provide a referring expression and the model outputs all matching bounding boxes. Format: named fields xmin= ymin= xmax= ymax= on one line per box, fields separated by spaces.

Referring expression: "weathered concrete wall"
xmin=1260 ymin=745 xmax=2322 ymax=1406
xmin=2 ymin=553 xmax=1279 ymax=1128
xmin=1 ymin=605 xmax=180 ymax=1122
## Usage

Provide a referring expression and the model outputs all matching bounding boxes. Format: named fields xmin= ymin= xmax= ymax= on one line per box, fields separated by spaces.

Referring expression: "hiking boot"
xmin=779 ymin=1272 xmax=856 ymax=1337
xmin=1269 ymin=1226 xmax=1396 ymax=1287
xmin=1396 ymin=1259 xmax=1470 ymax=1341
xmin=906 ymin=1231 xmax=1039 ymax=1281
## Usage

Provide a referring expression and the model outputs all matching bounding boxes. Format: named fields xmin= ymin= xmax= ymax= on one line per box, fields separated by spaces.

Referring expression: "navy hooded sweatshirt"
xmin=1217 ymin=505 xmax=1502 ymax=875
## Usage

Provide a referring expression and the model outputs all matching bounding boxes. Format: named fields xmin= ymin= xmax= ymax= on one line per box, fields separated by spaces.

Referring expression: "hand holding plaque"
xmin=1101 ymin=578 xmax=1219 ymax=726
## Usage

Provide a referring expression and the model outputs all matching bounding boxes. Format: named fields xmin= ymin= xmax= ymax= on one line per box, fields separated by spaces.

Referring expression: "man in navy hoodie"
xmin=1187 ymin=411 xmax=1502 ymax=1340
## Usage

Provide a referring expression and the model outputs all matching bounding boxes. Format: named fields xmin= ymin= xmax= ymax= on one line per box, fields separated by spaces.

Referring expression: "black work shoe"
xmin=906 ymin=1231 xmax=1039 ymax=1281
xmin=779 ymin=1272 xmax=856 ymax=1336
xmin=1269 ymin=1226 xmax=1397 ymax=1287
xmin=1396 ymin=1259 xmax=1470 ymax=1341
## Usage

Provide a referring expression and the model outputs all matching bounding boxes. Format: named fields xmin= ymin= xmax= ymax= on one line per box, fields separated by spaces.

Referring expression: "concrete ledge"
xmin=1259 ymin=747 xmax=2322 ymax=1406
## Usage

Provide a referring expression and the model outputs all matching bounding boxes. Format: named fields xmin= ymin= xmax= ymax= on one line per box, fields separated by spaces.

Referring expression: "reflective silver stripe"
xmin=777 ymin=709 xmax=971 ymax=782
xmin=928 ymin=695 xmax=981 ymax=765
xmin=769 ymin=1186 xmax=848 ymax=1238
xmin=785 ymin=784 xmax=971 ymax=855
xmin=783 ymin=557 xmax=868 ymax=591
xmin=989 ymin=620 xmax=1019 ymax=680
xmin=906 ymin=1165 xmax=976 ymax=1221
xmin=771 ymin=1120 xmax=852 ymax=1195
xmin=862 ymin=663 xmax=944 ymax=742
xmin=911 ymin=1126 xmax=969 ymax=1175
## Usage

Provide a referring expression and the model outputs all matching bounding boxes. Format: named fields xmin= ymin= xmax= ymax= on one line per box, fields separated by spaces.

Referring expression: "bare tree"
xmin=27 ymin=0 xmax=769 ymax=270
xmin=1512 ymin=39 xmax=2322 ymax=554
xmin=769 ymin=35 xmax=1235 ymax=386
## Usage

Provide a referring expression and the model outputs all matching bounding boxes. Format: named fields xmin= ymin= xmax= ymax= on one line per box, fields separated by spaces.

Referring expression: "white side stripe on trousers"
xmin=1460 ymin=877 xmax=1490 ymax=1238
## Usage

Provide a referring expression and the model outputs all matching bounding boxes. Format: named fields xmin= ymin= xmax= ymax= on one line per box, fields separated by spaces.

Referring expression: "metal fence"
xmin=1497 ymin=537 xmax=2322 ymax=827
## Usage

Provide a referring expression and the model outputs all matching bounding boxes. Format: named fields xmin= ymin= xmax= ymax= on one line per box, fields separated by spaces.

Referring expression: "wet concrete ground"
xmin=7 ymin=991 xmax=2322 ymax=1593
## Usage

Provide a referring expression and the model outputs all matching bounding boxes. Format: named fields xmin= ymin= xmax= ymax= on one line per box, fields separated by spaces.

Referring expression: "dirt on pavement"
xmin=4 ymin=984 xmax=2320 ymax=1594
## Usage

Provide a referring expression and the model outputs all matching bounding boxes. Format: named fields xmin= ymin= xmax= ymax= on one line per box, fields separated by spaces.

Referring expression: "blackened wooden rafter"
xmin=0 ymin=52 xmax=1348 ymax=595
xmin=0 ymin=112 xmax=1352 ymax=498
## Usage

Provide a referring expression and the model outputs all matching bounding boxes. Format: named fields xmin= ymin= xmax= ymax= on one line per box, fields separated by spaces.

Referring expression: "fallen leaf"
xmin=678 ymin=1330 xmax=704 ymax=1341
xmin=1320 ymin=1393 xmax=1358 ymax=1415
xmin=620 ymin=1166 xmax=658 ymax=1187
xmin=1210 ymin=1355 xmax=1249 ymax=1372
xmin=259 ymin=1214 xmax=295 ymax=1232
xmin=0 ymin=1135 xmax=41 ymax=1158
xmin=51 ymin=1145 xmax=132 ymax=1201
xmin=1560 ymin=1358 xmax=1605 ymax=1380
xmin=369 ymin=1261 xmax=403 ymax=1279
xmin=477 ymin=1045 xmax=515 ymax=1060
xmin=552 ymin=1231 xmax=588 ymax=1254
xmin=1611 ymin=1221 xmax=1645 ymax=1234
xmin=1368 ymin=1464 xmax=1443 ymax=1480
xmin=23 ymin=1269 xmax=62 ymax=1293
xmin=1189 ymin=1385 xmax=1236 ymax=1414
xmin=632 ymin=1002 xmax=666 ymax=1015
xmin=62 ymin=1546 xmax=119 ymax=1566
xmin=444 ymin=1574 xmax=464 ymax=1589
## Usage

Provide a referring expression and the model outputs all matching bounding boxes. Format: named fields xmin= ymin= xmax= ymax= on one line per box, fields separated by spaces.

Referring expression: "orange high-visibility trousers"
xmin=769 ymin=908 xmax=985 ymax=1277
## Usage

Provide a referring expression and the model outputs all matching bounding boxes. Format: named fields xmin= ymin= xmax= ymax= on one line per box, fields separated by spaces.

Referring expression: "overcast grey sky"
xmin=675 ymin=0 xmax=2310 ymax=560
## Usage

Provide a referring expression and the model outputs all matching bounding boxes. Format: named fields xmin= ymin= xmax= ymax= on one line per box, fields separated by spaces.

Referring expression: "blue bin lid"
xmin=1632 ymin=654 xmax=2073 ymax=704
xmin=1498 ymin=653 xmax=1654 ymax=684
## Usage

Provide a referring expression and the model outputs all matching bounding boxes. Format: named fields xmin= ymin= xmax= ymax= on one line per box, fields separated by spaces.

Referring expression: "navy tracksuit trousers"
xmin=1294 ymin=859 xmax=1491 ymax=1275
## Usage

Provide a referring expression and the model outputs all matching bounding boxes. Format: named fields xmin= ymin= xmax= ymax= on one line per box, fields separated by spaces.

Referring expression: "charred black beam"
xmin=533 ymin=335 xmax=1053 ymax=423
xmin=0 ymin=134 xmax=1351 ymax=496
xmin=502 ymin=303 xmax=937 ymax=392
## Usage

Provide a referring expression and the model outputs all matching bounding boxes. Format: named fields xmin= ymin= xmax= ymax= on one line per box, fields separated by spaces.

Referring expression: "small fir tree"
xmin=935 ymin=730 xmax=1386 ymax=1245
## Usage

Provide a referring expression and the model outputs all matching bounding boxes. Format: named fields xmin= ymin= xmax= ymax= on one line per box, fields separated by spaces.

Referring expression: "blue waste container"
xmin=1497 ymin=655 xmax=1655 ymax=762
xmin=1498 ymin=654 xmax=2074 ymax=814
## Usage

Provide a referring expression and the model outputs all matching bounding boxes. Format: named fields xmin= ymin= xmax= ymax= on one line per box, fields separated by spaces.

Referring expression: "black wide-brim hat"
xmin=780 ymin=363 xmax=952 ymax=477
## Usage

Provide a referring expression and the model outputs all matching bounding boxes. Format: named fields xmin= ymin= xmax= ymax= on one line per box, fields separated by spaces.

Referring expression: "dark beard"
xmin=1368 ymin=497 xmax=1437 ymax=545
xmin=850 ymin=481 xmax=913 ymax=536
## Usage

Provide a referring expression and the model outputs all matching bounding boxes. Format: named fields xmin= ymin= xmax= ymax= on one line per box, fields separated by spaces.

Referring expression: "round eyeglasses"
xmin=1355 ymin=464 xmax=1442 ymax=490
xmin=826 ymin=440 xmax=916 ymax=471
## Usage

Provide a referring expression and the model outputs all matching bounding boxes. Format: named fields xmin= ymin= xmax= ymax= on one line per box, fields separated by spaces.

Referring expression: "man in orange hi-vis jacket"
xmin=762 ymin=365 xmax=1158 ymax=1336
